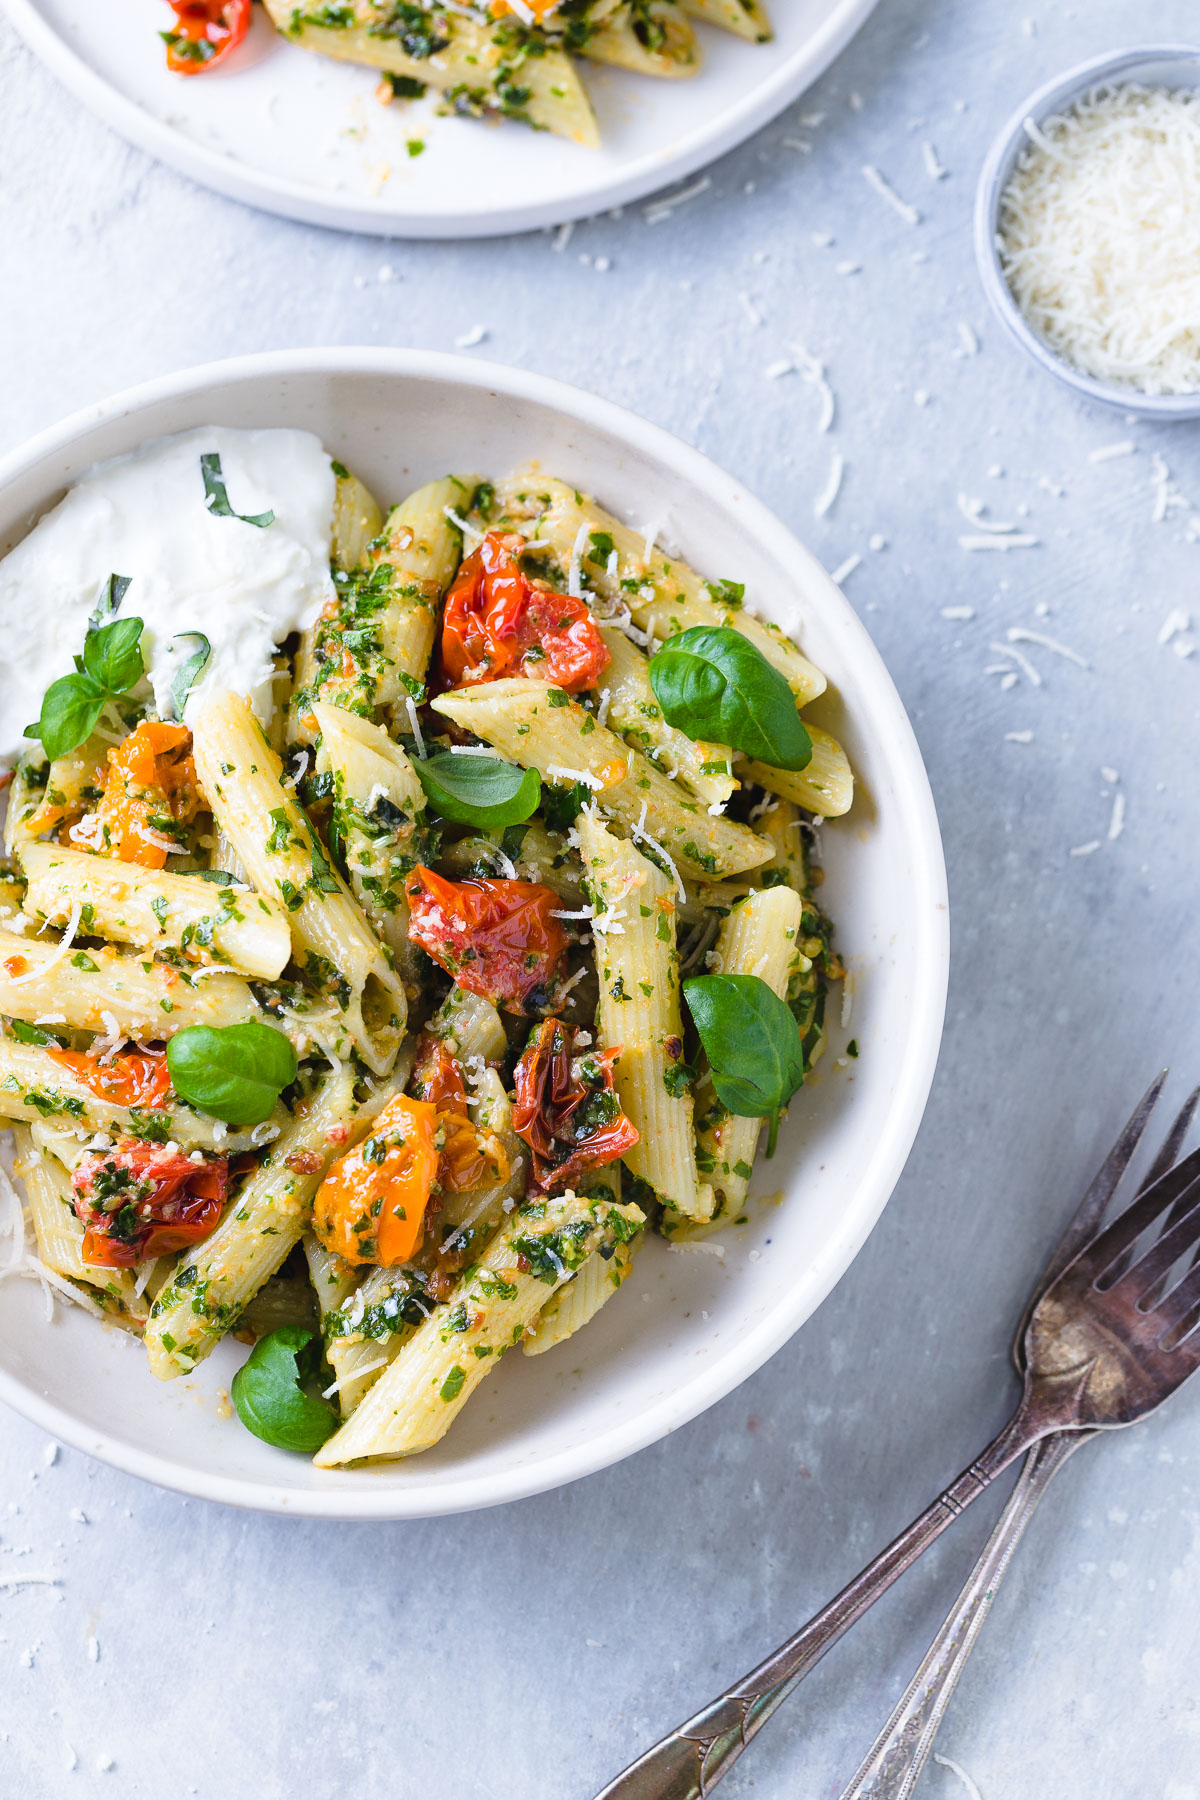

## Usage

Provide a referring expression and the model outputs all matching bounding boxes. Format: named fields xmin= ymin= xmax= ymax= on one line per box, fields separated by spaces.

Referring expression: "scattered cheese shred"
xmin=9 ymin=902 xmax=81 ymax=987
xmin=998 ymin=84 xmax=1200 ymax=393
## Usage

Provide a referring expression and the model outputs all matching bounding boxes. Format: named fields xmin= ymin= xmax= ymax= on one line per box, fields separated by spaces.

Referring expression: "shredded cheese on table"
xmin=998 ymin=83 xmax=1200 ymax=393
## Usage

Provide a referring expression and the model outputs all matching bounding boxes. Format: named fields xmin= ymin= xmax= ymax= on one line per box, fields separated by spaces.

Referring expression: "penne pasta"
xmin=596 ymin=625 xmax=735 ymax=807
xmin=523 ymin=1167 xmax=632 ymax=1354
xmin=741 ymin=724 xmax=855 ymax=819
xmin=144 ymin=1062 xmax=388 ymax=1378
xmin=0 ymin=926 xmax=261 ymax=1040
xmin=0 ymin=1036 xmax=276 ymax=1152
xmin=330 ymin=466 xmax=384 ymax=573
xmin=432 ymin=679 xmax=771 ymax=882
xmin=12 ymin=1124 xmax=149 ymax=1330
xmin=291 ymin=477 xmax=471 ymax=741
xmin=310 ymin=701 xmax=429 ymax=995
xmin=497 ymin=470 xmax=828 ymax=706
xmin=582 ymin=2 xmax=701 ymax=77
xmin=693 ymin=885 xmax=804 ymax=1224
xmin=0 ymin=438 xmax=848 ymax=1468
xmin=191 ymin=694 xmax=406 ymax=1074
xmin=19 ymin=843 xmax=292 ymax=980
xmin=576 ymin=810 xmax=714 ymax=1221
xmin=314 ymin=1188 xmax=644 ymax=1465
xmin=679 ymin=0 xmax=771 ymax=40
xmin=262 ymin=2 xmax=600 ymax=146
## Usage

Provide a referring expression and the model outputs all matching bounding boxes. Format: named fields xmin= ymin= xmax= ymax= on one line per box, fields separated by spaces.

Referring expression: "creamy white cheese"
xmin=0 ymin=426 xmax=337 ymax=766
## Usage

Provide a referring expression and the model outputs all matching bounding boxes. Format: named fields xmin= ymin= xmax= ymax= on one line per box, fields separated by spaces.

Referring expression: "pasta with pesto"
xmin=0 ymin=427 xmax=845 ymax=1468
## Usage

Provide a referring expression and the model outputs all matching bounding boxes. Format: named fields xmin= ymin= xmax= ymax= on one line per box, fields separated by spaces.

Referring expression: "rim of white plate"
xmin=0 ymin=348 xmax=948 ymax=1517
xmin=2 ymin=0 xmax=880 ymax=239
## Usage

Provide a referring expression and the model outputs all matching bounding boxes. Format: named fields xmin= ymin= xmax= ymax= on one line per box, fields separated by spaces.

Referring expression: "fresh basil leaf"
xmin=648 ymin=627 xmax=812 ymax=772
xmin=196 ymin=869 xmax=235 ymax=885
xmin=82 ymin=615 xmax=145 ymax=696
xmin=88 ymin=572 xmax=132 ymax=629
xmin=8 ymin=1019 xmax=50 ymax=1046
xmin=166 ymin=1021 xmax=297 ymax=1127
xmin=170 ymin=632 xmax=211 ymax=720
xmin=201 ymin=452 xmax=275 ymax=529
xmin=32 ymin=674 xmax=108 ymax=761
xmin=231 ymin=1326 xmax=337 ymax=1453
xmin=540 ymin=780 xmax=589 ymax=833
xmin=413 ymin=752 xmax=541 ymax=828
xmin=684 ymin=972 xmax=805 ymax=1157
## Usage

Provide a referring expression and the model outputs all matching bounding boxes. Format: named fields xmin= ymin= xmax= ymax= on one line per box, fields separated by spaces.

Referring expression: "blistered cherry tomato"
xmin=512 ymin=1020 xmax=639 ymax=1194
xmin=162 ymin=0 xmax=251 ymax=75
xmin=440 ymin=532 xmax=610 ymax=694
xmin=72 ymin=1139 xmax=228 ymax=1268
xmin=405 ymin=866 xmax=569 ymax=1015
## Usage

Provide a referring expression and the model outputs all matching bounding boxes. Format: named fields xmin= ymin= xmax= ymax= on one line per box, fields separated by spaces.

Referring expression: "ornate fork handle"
xmin=836 ymin=1429 xmax=1088 ymax=1799
xmin=594 ymin=1408 xmax=1041 ymax=1800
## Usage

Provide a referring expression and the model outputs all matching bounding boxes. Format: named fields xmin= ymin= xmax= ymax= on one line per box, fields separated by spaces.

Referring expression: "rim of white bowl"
xmin=974 ymin=44 xmax=1200 ymax=421
xmin=0 ymin=348 xmax=949 ymax=1518
xmin=4 ymin=0 xmax=880 ymax=240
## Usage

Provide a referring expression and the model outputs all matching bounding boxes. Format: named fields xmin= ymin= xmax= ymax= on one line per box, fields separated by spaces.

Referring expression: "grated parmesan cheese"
xmin=998 ymin=84 xmax=1200 ymax=393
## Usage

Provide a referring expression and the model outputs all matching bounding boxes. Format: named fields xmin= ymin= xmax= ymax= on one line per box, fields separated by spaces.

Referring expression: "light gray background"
xmin=2 ymin=2 xmax=1199 ymax=1795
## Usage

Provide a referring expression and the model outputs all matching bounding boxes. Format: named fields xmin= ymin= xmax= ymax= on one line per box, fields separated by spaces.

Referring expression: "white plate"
xmin=0 ymin=348 xmax=947 ymax=1518
xmin=4 ymin=0 xmax=879 ymax=237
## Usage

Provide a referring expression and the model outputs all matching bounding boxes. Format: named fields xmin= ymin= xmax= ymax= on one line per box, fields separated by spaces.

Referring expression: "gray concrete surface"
xmin=2 ymin=2 xmax=1199 ymax=1795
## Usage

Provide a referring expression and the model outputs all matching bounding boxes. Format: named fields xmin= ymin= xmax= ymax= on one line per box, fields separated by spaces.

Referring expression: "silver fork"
xmin=835 ymin=1075 xmax=1199 ymax=1799
xmin=595 ymin=1075 xmax=1200 ymax=1800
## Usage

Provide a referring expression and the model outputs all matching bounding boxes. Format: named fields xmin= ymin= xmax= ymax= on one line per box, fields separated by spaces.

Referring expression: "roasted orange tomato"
xmin=312 ymin=1094 xmax=439 ymax=1267
xmin=410 ymin=1035 xmax=505 ymax=1194
xmin=71 ymin=1140 xmax=228 ymax=1268
xmin=162 ymin=0 xmax=251 ymax=74
xmin=405 ymin=866 xmax=569 ymax=1015
xmin=440 ymin=532 xmax=610 ymax=694
xmin=490 ymin=0 xmax=559 ymax=15
xmin=512 ymin=1021 xmax=639 ymax=1193
xmin=94 ymin=721 xmax=201 ymax=867
xmin=49 ymin=1046 xmax=173 ymax=1111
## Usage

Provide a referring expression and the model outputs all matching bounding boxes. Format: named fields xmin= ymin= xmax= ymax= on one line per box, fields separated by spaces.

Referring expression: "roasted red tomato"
xmin=512 ymin=1021 xmax=639 ymax=1193
xmin=405 ymin=866 xmax=569 ymax=1015
xmin=410 ymin=1034 xmax=504 ymax=1194
xmin=440 ymin=532 xmax=610 ymax=694
xmin=49 ymin=1046 xmax=173 ymax=1112
xmin=72 ymin=1140 xmax=228 ymax=1268
xmin=162 ymin=0 xmax=251 ymax=74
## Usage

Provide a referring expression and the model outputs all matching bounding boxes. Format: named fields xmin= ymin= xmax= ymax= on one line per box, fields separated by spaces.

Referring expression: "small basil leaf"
xmin=684 ymin=972 xmax=805 ymax=1157
xmin=648 ymin=626 xmax=812 ymax=772
xmin=201 ymin=452 xmax=275 ymax=529
xmin=231 ymin=1326 xmax=337 ymax=1453
xmin=82 ymin=615 xmax=145 ymax=696
xmin=540 ymin=780 xmax=589 ymax=834
xmin=8 ymin=1019 xmax=50 ymax=1046
xmin=414 ymin=752 xmax=541 ymax=828
xmin=88 ymin=572 xmax=132 ymax=629
xmin=166 ymin=1021 xmax=297 ymax=1127
xmin=170 ymin=632 xmax=212 ymax=719
xmin=33 ymin=674 xmax=108 ymax=761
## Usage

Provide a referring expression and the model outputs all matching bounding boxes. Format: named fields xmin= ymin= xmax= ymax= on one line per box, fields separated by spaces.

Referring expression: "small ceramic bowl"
xmin=974 ymin=45 xmax=1200 ymax=420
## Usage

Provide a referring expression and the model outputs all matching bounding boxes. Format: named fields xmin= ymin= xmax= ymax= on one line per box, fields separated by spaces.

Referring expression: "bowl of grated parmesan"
xmin=975 ymin=46 xmax=1200 ymax=416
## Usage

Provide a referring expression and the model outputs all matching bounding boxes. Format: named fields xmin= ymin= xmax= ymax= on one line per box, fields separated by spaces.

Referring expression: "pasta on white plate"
xmin=0 ymin=428 xmax=846 ymax=1468
xmin=159 ymin=1 xmax=772 ymax=151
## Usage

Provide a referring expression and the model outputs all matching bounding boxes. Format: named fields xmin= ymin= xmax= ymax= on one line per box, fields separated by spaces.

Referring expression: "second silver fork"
xmin=835 ymin=1073 xmax=1198 ymax=1799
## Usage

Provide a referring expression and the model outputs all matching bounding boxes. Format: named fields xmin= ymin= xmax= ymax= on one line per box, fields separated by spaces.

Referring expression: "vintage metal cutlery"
xmin=596 ymin=1074 xmax=1200 ymax=1799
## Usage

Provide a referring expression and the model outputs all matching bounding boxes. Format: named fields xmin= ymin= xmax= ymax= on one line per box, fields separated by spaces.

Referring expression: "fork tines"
xmin=1081 ymin=1139 xmax=1200 ymax=1346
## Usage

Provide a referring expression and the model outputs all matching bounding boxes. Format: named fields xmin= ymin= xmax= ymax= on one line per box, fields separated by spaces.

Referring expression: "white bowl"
xmin=0 ymin=349 xmax=948 ymax=1519
xmin=974 ymin=45 xmax=1200 ymax=420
